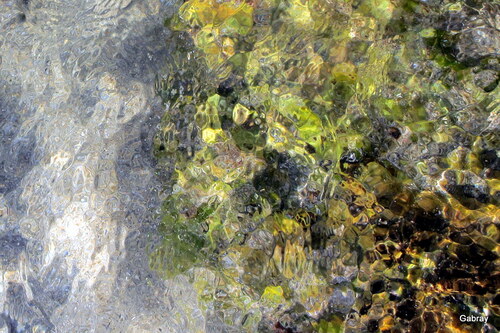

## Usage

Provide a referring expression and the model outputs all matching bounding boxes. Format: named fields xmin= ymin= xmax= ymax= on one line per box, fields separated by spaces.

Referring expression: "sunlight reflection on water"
xmin=0 ymin=0 xmax=204 ymax=331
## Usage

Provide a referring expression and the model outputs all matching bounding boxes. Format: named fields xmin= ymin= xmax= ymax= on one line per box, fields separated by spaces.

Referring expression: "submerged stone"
xmin=153 ymin=0 xmax=500 ymax=330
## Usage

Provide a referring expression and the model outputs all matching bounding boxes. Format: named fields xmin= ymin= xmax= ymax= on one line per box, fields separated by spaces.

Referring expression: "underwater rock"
xmin=327 ymin=288 xmax=356 ymax=315
xmin=474 ymin=69 xmax=499 ymax=92
xmin=455 ymin=27 xmax=499 ymax=66
xmin=396 ymin=299 xmax=419 ymax=321
xmin=154 ymin=0 xmax=500 ymax=330
xmin=252 ymin=151 xmax=308 ymax=211
xmin=440 ymin=169 xmax=490 ymax=209
xmin=439 ymin=3 xmax=500 ymax=66
xmin=0 ymin=233 xmax=26 ymax=268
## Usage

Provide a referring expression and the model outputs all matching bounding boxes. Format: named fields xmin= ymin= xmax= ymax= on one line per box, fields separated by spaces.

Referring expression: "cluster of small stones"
xmin=153 ymin=0 xmax=499 ymax=331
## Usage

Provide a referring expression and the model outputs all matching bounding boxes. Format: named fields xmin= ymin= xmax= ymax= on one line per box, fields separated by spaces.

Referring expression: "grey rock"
xmin=455 ymin=27 xmax=499 ymax=65
xmin=327 ymin=288 xmax=356 ymax=315
xmin=474 ymin=69 xmax=499 ymax=92
xmin=0 ymin=233 xmax=26 ymax=267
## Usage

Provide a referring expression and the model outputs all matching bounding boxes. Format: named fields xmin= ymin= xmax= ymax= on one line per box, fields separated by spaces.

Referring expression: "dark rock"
xmin=396 ymin=299 xmax=418 ymax=321
xmin=304 ymin=143 xmax=316 ymax=154
xmin=388 ymin=126 xmax=401 ymax=139
xmin=474 ymin=69 xmax=498 ymax=92
xmin=340 ymin=150 xmax=363 ymax=164
xmin=479 ymin=149 xmax=499 ymax=170
xmin=423 ymin=311 xmax=439 ymax=333
xmin=216 ymin=76 xmax=247 ymax=98
xmin=370 ymin=279 xmax=385 ymax=294
xmin=434 ymin=253 xmax=474 ymax=280
xmin=410 ymin=209 xmax=449 ymax=232
xmin=340 ymin=149 xmax=370 ymax=175
xmin=446 ymin=184 xmax=489 ymax=203
xmin=409 ymin=317 xmax=423 ymax=333
xmin=349 ymin=204 xmax=363 ymax=217
xmin=252 ymin=151 xmax=308 ymax=211
xmin=274 ymin=321 xmax=299 ymax=333
xmin=366 ymin=319 xmax=379 ymax=333
xmin=442 ymin=170 xmax=490 ymax=209
xmin=454 ymin=243 xmax=497 ymax=267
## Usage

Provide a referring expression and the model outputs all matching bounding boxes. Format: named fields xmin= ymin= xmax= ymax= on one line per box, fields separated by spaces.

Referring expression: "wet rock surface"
xmin=0 ymin=0 xmax=204 ymax=332
xmin=154 ymin=0 xmax=499 ymax=331
xmin=0 ymin=0 xmax=498 ymax=331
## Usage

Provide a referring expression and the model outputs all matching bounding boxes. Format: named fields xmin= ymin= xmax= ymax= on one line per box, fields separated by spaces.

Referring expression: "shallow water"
xmin=152 ymin=0 xmax=499 ymax=331
xmin=1 ymin=0 xmax=499 ymax=331
xmin=0 ymin=0 xmax=205 ymax=331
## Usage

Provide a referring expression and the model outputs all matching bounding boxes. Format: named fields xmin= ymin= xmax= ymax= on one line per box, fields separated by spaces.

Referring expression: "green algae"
xmin=153 ymin=0 xmax=500 ymax=331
